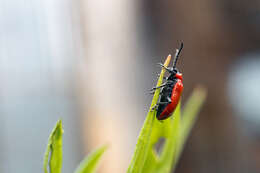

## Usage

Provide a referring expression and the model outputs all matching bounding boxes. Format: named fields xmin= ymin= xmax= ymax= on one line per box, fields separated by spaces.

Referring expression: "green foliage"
xmin=44 ymin=120 xmax=63 ymax=173
xmin=127 ymin=55 xmax=207 ymax=173
xmin=43 ymin=120 xmax=107 ymax=173
xmin=74 ymin=145 xmax=108 ymax=173
xmin=42 ymin=55 xmax=206 ymax=173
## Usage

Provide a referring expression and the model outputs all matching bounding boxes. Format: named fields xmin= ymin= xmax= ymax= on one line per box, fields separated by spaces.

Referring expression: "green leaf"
xmin=175 ymin=87 xmax=207 ymax=166
xmin=156 ymin=102 xmax=181 ymax=173
xmin=74 ymin=145 xmax=108 ymax=173
xmin=43 ymin=120 xmax=63 ymax=173
xmin=127 ymin=55 xmax=172 ymax=173
xmin=128 ymin=53 xmax=207 ymax=173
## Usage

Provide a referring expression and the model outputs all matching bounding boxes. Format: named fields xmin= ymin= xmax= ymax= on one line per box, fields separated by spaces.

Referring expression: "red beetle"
xmin=151 ymin=43 xmax=184 ymax=120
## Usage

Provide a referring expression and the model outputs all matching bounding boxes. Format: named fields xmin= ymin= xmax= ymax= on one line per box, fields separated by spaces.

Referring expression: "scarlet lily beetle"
xmin=151 ymin=43 xmax=184 ymax=120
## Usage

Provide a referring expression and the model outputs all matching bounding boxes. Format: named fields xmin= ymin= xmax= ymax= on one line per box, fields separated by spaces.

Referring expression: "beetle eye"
xmin=171 ymin=68 xmax=177 ymax=73
xmin=168 ymin=67 xmax=174 ymax=71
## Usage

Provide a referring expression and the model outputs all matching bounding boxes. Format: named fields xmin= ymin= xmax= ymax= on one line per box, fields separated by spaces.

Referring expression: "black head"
xmin=167 ymin=43 xmax=183 ymax=79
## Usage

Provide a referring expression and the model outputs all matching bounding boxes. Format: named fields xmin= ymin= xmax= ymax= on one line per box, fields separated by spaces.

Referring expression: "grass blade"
xmin=127 ymin=55 xmax=172 ymax=173
xmin=177 ymin=87 xmax=207 ymax=159
xmin=74 ymin=145 xmax=108 ymax=173
xmin=43 ymin=120 xmax=63 ymax=173
xmin=157 ymin=102 xmax=181 ymax=173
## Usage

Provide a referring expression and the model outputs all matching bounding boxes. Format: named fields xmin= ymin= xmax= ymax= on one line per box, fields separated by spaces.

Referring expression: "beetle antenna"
xmin=173 ymin=42 xmax=183 ymax=68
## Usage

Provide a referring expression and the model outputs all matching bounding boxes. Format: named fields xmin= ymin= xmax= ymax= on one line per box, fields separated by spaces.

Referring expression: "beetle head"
xmin=168 ymin=43 xmax=183 ymax=80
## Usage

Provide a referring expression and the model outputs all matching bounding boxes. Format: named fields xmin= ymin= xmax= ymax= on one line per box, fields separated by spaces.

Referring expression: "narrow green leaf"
xmin=157 ymin=102 xmax=181 ymax=173
xmin=173 ymin=87 xmax=207 ymax=171
xmin=74 ymin=145 xmax=108 ymax=173
xmin=181 ymin=87 xmax=207 ymax=137
xmin=43 ymin=120 xmax=63 ymax=173
xmin=128 ymin=55 xmax=172 ymax=173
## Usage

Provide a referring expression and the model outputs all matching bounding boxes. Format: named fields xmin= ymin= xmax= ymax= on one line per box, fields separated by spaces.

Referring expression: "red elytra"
xmin=154 ymin=43 xmax=184 ymax=120
xmin=157 ymin=78 xmax=183 ymax=120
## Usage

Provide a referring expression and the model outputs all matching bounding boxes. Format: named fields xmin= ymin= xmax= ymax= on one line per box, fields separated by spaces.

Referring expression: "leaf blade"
xmin=157 ymin=102 xmax=181 ymax=173
xmin=173 ymin=87 xmax=207 ymax=171
xmin=127 ymin=55 xmax=172 ymax=173
xmin=74 ymin=145 xmax=108 ymax=173
xmin=43 ymin=120 xmax=63 ymax=173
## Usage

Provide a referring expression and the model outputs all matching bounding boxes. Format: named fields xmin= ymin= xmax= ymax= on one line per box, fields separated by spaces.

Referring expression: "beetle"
xmin=151 ymin=43 xmax=184 ymax=120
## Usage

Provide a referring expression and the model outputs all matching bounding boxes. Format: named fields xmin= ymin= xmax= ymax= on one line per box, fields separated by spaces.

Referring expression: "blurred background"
xmin=0 ymin=0 xmax=260 ymax=172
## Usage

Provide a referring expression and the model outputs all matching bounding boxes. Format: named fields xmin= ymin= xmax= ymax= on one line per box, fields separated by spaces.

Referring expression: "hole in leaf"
xmin=154 ymin=137 xmax=166 ymax=157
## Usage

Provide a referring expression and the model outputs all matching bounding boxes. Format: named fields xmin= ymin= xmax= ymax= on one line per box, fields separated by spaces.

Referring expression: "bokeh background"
xmin=0 ymin=0 xmax=260 ymax=172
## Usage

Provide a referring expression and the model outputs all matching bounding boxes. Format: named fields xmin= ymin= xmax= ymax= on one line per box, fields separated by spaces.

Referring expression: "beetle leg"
xmin=150 ymin=97 xmax=171 ymax=111
xmin=157 ymin=73 xmax=167 ymax=80
xmin=150 ymin=84 xmax=166 ymax=91
xmin=167 ymin=96 xmax=172 ymax=103
xmin=157 ymin=101 xmax=171 ymax=105
xmin=151 ymin=104 xmax=158 ymax=111
xmin=156 ymin=97 xmax=172 ymax=105
xmin=150 ymin=80 xmax=174 ymax=91
xmin=149 ymin=90 xmax=163 ymax=95
xmin=149 ymin=90 xmax=154 ymax=95
xmin=150 ymin=82 xmax=170 ymax=91
xmin=157 ymin=63 xmax=173 ymax=72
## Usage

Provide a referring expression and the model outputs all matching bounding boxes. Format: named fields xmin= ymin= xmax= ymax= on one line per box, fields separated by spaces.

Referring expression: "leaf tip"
xmin=194 ymin=85 xmax=207 ymax=100
xmin=56 ymin=119 xmax=64 ymax=133
xmin=164 ymin=54 xmax=172 ymax=67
